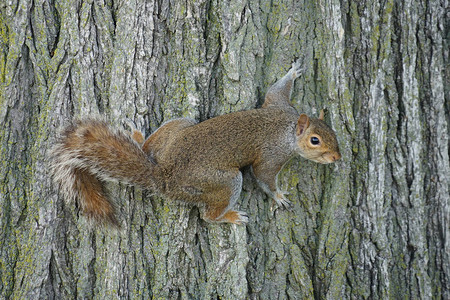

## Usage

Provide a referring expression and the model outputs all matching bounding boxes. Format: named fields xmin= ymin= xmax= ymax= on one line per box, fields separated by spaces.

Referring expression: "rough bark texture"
xmin=0 ymin=0 xmax=448 ymax=299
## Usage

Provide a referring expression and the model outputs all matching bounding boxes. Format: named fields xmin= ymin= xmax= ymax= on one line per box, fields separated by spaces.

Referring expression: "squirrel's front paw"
xmin=291 ymin=53 xmax=311 ymax=79
xmin=274 ymin=191 xmax=293 ymax=210
xmin=290 ymin=60 xmax=303 ymax=79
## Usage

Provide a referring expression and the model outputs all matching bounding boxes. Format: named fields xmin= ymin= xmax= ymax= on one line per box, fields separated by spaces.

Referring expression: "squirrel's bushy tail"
xmin=50 ymin=119 xmax=159 ymax=225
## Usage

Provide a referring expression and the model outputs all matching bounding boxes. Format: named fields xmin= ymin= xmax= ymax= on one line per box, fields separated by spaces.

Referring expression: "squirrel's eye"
xmin=310 ymin=137 xmax=320 ymax=145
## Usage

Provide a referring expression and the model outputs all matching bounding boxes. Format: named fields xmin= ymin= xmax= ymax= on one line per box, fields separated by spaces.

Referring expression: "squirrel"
xmin=50 ymin=58 xmax=341 ymax=226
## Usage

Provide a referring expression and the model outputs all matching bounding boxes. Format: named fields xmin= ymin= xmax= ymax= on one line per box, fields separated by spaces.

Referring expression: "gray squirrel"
xmin=51 ymin=58 xmax=341 ymax=225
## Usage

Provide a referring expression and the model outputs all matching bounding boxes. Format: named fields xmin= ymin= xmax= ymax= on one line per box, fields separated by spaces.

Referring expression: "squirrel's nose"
xmin=324 ymin=152 xmax=341 ymax=163
xmin=331 ymin=153 xmax=341 ymax=161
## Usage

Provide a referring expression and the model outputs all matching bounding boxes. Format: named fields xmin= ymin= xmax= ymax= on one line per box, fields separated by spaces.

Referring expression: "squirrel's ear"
xmin=297 ymin=114 xmax=310 ymax=136
xmin=319 ymin=109 xmax=325 ymax=120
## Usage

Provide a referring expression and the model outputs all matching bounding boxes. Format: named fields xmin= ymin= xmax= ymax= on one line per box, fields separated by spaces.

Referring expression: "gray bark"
xmin=0 ymin=0 xmax=448 ymax=299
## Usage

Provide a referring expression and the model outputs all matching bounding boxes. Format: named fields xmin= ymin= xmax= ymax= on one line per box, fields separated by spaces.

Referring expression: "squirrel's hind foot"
xmin=203 ymin=208 xmax=249 ymax=225
xmin=219 ymin=210 xmax=249 ymax=225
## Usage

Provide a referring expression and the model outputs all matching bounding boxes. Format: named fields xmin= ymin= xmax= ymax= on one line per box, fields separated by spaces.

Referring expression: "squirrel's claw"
xmin=290 ymin=59 xmax=304 ymax=79
xmin=274 ymin=191 xmax=293 ymax=211
xmin=235 ymin=211 xmax=249 ymax=224
xmin=215 ymin=210 xmax=249 ymax=224
xmin=291 ymin=52 xmax=311 ymax=79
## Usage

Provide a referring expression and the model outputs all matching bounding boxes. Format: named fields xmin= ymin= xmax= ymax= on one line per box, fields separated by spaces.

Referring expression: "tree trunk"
xmin=0 ymin=0 xmax=448 ymax=299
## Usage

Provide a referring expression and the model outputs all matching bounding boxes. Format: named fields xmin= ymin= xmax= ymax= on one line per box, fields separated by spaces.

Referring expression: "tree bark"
xmin=0 ymin=0 xmax=448 ymax=299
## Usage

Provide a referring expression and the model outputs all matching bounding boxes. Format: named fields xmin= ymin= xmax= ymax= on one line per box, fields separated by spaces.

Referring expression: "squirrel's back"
xmin=158 ymin=107 xmax=299 ymax=170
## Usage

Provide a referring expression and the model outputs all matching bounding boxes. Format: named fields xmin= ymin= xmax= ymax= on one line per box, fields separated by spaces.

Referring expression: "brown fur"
xmin=73 ymin=168 xmax=118 ymax=226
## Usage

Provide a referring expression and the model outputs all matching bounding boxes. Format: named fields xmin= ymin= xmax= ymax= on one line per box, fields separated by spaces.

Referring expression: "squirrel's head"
xmin=295 ymin=110 xmax=341 ymax=164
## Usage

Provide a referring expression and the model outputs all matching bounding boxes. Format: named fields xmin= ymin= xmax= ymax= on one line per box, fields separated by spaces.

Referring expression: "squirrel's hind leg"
xmin=141 ymin=118 xmax=196 ymax=156
xmin=201 ymin=171 xmax=248 ymax=224
xmin=124 ymin=119 xmax=145 ymax=145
